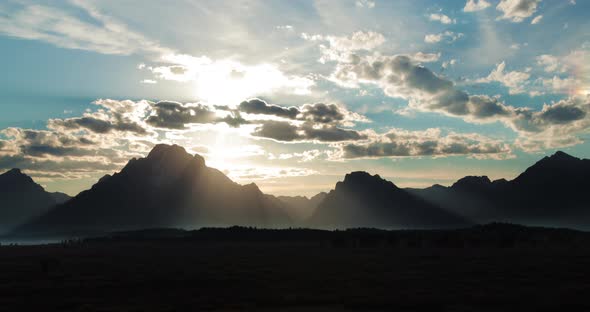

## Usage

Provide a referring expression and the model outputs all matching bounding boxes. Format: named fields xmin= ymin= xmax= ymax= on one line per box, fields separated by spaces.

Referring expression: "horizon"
xmin=0 ymin=144 xmax=582 ymax=198
xmin=0 ymin=0 xmax=589 ymax=197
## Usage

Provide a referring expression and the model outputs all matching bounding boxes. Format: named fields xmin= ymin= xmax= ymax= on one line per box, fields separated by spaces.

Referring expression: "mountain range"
xmin=2 ymin=144 xmax=589 ymax=237
xmin=0 ymin=168 xmax=70 ymax=233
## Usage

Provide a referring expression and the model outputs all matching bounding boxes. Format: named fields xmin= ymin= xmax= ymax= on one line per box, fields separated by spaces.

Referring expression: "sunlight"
xmin=194 ymin=60 xmax=313 ymax=106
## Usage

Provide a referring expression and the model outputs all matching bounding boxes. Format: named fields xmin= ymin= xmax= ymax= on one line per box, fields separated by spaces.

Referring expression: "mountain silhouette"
xmin=0 ymin=169 xmax=69 ymax=233
xmin=14 ymin=144 xmax=291 ymax=237
xmin=309 ymin=171 xmax=470 ymax=229
xmin=409 ymin=151 xmax=590 ymax=229
xmin=276 ymin=192 xmax=327 ymax=221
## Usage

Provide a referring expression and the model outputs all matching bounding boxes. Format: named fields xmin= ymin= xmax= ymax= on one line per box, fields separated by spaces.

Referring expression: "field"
xmin=0 ymin=233 xmax=589 ymax=311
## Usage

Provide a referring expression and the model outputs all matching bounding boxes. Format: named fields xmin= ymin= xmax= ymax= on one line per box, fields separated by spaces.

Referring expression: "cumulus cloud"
xmin=429 ymin=13 xmax=456 ymax=25
xmin=238 ymin=99 xmax=299 ymax=119
xmin=302 ymin=31 xmax=385 ymax=63
xmin=475 ymin=61 xmax=531 ymax=94
xmin=496 ymin=0 xmax=542 ymax=23
xmin=251 ymin=121 xmax=368 ymax=143
xmin=146 ymin=101 xmax=219 ymax=129
xmin=424 ymin=31 xmax=464 ymax=44
xmin=464 ymin=0 xmax=491 ymax=12
xmin=329 ymin=53 xmax=590 ymax=150
xmin=337 ymin=128 xmax=511 ymax=159
xmin=236 ymin=99 xmax=369 ymax=126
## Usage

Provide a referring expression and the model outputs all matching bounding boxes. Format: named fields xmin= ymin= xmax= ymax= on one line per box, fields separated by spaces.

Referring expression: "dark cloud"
xmin=236 ymin=99 xmax=363 ymax=126
xmin=340 ymin=129 xmax=510 ymax=159
xmin=146 ymin=101 xmax=218 ymax=129
xmin=252 ymin=121 xmax=301 ymax=142
xmin=300 ymin=124 xmax=367 ymax=142
xmin=299 ymin=103 xmax=345 ymax=123
xmin=238 ymin=99 xmax=299 ymax=119
xmin=50 ymin=116 xmax=147 ymax=135
xmin=343 ymin=142 xmax=411 ymax=158
xmin=252 ymin=121 xmax=367 ymax=142
xmin=540 ymin=104 xmax=586 ymax=124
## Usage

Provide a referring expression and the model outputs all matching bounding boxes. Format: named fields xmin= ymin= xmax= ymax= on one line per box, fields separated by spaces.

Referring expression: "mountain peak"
xmin=0 ymin=168 xmax=33 ymax=183
xmin=339 ymin=171 xmax=398 ymax=191
xmin=547 ymin=151 xmax=578 ymax=162
xmin=147 ymin=144 xmax=188 ymax=159
xmin=146 ymin=144 xmax=205 ymax=167
xmin=451 ymin=176 xmax=492 ymax=190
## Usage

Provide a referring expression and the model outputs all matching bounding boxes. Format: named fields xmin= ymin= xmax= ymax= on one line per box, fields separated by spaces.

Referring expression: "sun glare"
xmin=194 ymin=60 xmax=313 ymax=106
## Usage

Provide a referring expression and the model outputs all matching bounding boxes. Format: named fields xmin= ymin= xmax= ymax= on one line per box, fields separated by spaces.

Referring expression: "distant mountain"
xmin=0 ymin=169 xmax=65 ymax=233
xmin=277 ymin=192 xmax=327 ymax=221
xmin=409 ymin=151 xmax=590 ymax=229
xmin=309 ymin=172 xmax=470 ymax=229
xmin=14 ymin=144 xmax=291 ymax=237
xmin=49 ymin=192 xmax=72 ymax=205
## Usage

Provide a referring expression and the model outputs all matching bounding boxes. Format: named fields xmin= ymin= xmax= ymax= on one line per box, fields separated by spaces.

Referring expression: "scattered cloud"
xmin=464 ymin=0 xmax=492 ymax=12
xmin=424 ymin=31 xmax=464 ymax=44
xmin=531 ymin=15 xmax=543 ymax=24
xmin=496 ymin=0 xmax=542 ymax=23
xmin=429 ymin=13 xmax=456 ymax=25
xmin=475 ymin=61 xmax=531 ymax=94
xmin=337 ymin=128 xmax=511 ymax=159
xmin=355 ymin=0 xmax=376 ymax=9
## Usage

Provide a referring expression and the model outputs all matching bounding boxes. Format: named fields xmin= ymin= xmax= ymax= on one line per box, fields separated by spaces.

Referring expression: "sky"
xmin=0 ymin=0 xmax=589 ymax=196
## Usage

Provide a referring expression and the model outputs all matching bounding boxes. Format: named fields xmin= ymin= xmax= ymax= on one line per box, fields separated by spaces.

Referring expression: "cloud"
xmin=302 ymin=31 xmax=385 ymax=63
xmin=329 ymin=53 xmax=590 ymax=150
xmin=530 ymin=15 xmax=543 ymax=24
xmin=429 ymin=13 xmax=456 ymax=25
xmin=355 ymin=0 xmax=376 ymax=8
xmin=424 ymin=31 xmax=464 ymax=44
xmin=146 ymin=101 xmax=221 ymax=129
xmin=0 ymin=2 xmax=171 ymax=57
xmin=146 ymin=56 xmax=315 ymax=105
xmin=464 ymin=0 xmax=492 ymax=12
xmin=474 ymin=61 xmax=531 ymax=94
xmin=442 ymin=59 xmax=457 ymax=69
xmin=238 ymin=99 xmax=299 ymax=119
xmin=542 ymin=76 xmax=580 ymax=95
xmin=251 ymin=121 xmax=368 ymax=143
xmin=411 ymin=52 xmax=441 ymax=63
xmin=338 ymin=128 xmax=511 ymax=159
xmin=236 ymin=99 xmax=369 ymax=126
xmin=496 ymin=0 xmax=542 ymax=23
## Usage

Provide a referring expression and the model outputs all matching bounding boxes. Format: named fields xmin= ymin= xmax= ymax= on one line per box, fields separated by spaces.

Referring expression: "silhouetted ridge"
xmin=338 ymin=171 xmax=398 ymax=191
xmin=409 ymin=150 xmax=590 ymax=229
xmin=13 ymin=144 xmax=291 ymax=237
xmin=0 ymin=169 xmax=62 ymax=233
xmin=311 ymin=171 xmax=470 ymax=229
xmin=451 ymin=176 xmax=491 ymax=190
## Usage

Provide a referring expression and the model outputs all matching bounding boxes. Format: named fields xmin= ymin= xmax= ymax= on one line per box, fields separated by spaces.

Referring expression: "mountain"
xmin=276 ymin=192 xmax=327 ymax=221
xmin=309 ymin=172 xmax=470 ymax=229
xmin=0 ymin=169 xmax=64 ymax=233
xmin=49 ymin=192 xmax=72 ymax=205
xmin=14 ymin=144 xmax=292 ymax=237
xmin=409 ymin=151 xmax=590 ymax=229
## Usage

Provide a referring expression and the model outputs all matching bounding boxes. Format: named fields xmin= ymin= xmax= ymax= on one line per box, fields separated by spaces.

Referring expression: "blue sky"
xmin=0 ymin=0 xmax=589 ymax=196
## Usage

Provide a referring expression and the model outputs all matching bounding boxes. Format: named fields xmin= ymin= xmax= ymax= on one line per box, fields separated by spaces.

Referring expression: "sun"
xmin=194 ymin=60 xmax=313 ymax=106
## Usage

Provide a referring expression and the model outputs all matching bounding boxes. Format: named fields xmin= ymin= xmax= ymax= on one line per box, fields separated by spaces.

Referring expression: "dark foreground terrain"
xmin=1 ymin=224 xmax=590 ymax=311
